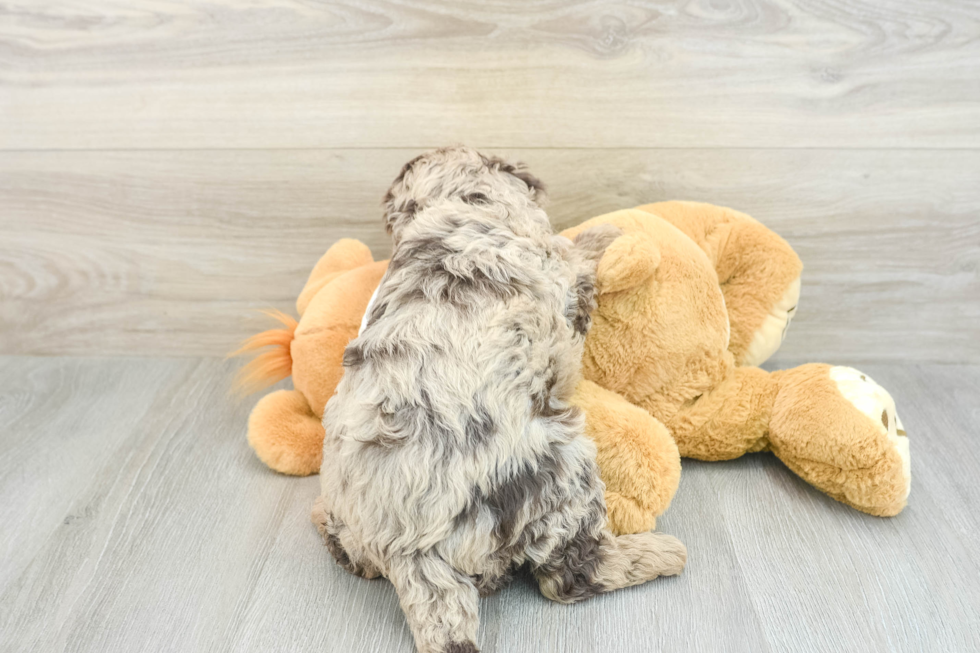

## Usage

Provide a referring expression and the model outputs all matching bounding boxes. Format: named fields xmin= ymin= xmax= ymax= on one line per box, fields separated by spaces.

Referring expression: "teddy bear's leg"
xmin=637 ymin=201 xmax=803 ymax=366
xmin=570 ymin=381 xmax=682 ymax=535
xmin=247 ymin=389 xmax=325 ymax=476
xmin=736 ymin=274 xmax=800 ymax=368
xmin=296 ymin=239 xmax=375 ymax=316
xmin=697 ymin=217 xmax=802 ymax=367
xmin=666 ymin=366 xmax=778 ymax=461
xmin=769 ymin=364 xmax=910 ymax=516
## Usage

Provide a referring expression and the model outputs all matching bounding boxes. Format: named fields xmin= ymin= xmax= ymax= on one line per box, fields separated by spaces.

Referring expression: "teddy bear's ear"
xmin=595 ymin=231 xmax=661 ymax=294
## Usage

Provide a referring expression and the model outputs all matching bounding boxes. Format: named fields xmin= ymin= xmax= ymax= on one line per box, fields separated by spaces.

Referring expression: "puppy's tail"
xmin=229 ymin=309 xmax=298 ymax=395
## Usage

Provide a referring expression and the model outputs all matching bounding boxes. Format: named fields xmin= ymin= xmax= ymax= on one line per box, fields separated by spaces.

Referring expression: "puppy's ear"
xmin=574 ymin=224 xmax=623 ymax=260
xmin=485 ymin=156 xmax=547 ymax=204
xmin=508 ymin=165 xmax=547 ymax=203
xmin=382 ymin=154 xmax=425 ymax=236
xmin=594 ymin=231 xmax=661 ymax=294
xmin=382 ymin=193 xmax=418 ymax=237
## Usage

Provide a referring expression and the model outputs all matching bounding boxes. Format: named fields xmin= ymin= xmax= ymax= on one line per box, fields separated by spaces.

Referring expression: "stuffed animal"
xmin=563 ymin=201 xmax=910 ymax=517
xmin=236 ymin=201 xmax=910 ymax=533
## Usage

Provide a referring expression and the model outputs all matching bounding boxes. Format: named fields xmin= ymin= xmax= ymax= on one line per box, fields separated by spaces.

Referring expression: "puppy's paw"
xmin=643 ymin=532 xmax=687 ymax=577
xmin=443 ymin=641 xmax=479 ymax=653
xmin=610 ymin=530 xmax=687 ymax=586
xmin=311 ymin=496 xmax=329 ymax=537
xmin=573 ymin=224 xmax=624 ymax=261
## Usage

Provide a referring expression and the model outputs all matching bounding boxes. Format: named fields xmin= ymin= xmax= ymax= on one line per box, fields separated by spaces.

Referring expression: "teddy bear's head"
xmin=562 ymin=209 xmax=736 ymax=419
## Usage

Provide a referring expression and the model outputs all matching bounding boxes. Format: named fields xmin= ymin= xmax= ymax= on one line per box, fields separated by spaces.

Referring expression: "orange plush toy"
xmin=563 ymin=202 xmax=910 ymax=517
xmin=237 ymin=201 xmax=910 ymax=532
xmin=234 ymin=240 xmax=387 ymax=477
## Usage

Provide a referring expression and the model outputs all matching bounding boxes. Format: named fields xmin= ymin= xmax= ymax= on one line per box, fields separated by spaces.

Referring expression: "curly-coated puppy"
xmin=313 ymin=147 xmax=686 ymax=653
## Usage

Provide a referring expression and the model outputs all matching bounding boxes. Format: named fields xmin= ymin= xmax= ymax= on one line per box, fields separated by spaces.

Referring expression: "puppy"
xmin=313 ymin=147 xmax=686 ymax=653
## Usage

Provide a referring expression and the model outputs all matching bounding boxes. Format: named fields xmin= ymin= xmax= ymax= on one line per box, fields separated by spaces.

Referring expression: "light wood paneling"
xmin=1 ymin=148 xmax=977 ymax=361
xmin=1 ymin=0 xmax=979 ymax=149
xmin=1 ymin=357 xmax=978 ymax=652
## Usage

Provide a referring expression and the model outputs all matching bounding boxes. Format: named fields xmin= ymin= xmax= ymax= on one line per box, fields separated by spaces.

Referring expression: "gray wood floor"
xmin=1 ymin=356 xmax=977 ymax=653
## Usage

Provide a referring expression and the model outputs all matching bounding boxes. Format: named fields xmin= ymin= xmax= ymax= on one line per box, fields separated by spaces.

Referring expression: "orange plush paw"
xmin=248 ymin=389 xmax=325 ymax=476
xmin=571 ymin=380 xmax=682 ymax=535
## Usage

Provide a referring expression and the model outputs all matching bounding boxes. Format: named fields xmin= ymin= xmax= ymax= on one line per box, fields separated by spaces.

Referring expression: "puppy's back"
xmin=322 ymin=199 xmax=582 ymax=546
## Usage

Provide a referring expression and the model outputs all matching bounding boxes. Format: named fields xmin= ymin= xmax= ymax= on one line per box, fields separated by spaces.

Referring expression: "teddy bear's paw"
xmin=248 ymin=389 xmax=325 ymax=476
xmin=741 ymin=276 xmax=801 ymax=367
xmin=829 ymin=366 xmax=910 ymax=501
xmin=604 ymin=490 xmax=657 ymax=535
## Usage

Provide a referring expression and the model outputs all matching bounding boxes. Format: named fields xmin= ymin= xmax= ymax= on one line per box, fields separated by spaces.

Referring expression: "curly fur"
xmin=314 ymin=147 xmax=686 ymax=653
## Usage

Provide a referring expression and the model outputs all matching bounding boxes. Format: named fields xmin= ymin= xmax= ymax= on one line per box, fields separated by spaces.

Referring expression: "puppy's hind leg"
xmin=387 ymin=554 xmax=481 ymax=653
xmin=534 ymin=527 xmax=687 ymax=604
xmin=311 ymin=497 xmax=381 ymax=579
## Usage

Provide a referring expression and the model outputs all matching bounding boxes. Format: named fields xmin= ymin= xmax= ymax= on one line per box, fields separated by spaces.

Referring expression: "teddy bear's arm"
xmin=570 ymin=380 xmax=681 ymax=535
xmin=637 ymin=201 xmax=802 ymax=366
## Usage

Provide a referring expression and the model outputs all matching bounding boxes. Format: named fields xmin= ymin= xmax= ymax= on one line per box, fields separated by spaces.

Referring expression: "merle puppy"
xmin=313 ymin=147 xmax=686 ymax=653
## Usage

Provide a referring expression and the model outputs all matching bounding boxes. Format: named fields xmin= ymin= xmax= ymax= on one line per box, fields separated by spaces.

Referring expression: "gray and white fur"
xmin=313 ymin=147 xmax=686 ymax=653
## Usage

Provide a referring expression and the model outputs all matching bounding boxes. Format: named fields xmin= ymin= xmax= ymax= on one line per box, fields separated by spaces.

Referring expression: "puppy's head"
xmin=382 ymin=146 xmax=547 ymax=241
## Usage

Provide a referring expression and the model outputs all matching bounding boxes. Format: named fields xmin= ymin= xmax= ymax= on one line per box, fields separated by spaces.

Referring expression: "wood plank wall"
xmin=1 ymin=1 xmax=978 ymax=361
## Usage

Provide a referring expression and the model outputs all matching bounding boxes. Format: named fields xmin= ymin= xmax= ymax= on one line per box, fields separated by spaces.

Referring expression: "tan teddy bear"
xmin=563 ymin=201 xmax=910 ymax=517
xmin=236 ymin=201 xmax=910 ymax=534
